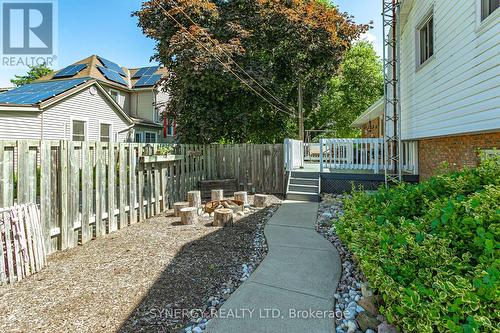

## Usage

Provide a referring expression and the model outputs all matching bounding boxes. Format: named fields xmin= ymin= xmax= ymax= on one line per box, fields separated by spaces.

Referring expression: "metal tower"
xmin=382 ymin=0 xmax=402 ymax=184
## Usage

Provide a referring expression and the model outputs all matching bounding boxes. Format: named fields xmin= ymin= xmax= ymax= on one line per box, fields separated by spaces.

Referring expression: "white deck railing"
xmin=319 ymin=138 xmax=419 ymax=175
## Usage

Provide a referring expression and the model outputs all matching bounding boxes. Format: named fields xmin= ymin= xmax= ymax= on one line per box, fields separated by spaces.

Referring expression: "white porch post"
xmin=320 ymin=139 xmax=324 ymax=173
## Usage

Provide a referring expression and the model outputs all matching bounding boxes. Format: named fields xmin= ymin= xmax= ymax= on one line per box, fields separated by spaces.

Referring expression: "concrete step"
xmin=286 ymin=191 xmax=320 ymax=202
xmin=289 ymin=178 xmax=319 ymax=186
xmin=288 ymin=184 xmax=319 ymax=194
xmin=290 ymin=171 xmax=319 ymax=179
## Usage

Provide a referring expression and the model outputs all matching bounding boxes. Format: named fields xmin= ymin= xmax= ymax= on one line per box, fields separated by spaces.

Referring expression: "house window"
xmin=417 ymin=14 xmax=434 ymax=66
xmin=167 ymin=124 xmax=174 ymax=136
xmin=72 ymin=120 xmax=86 ymax=141
xmin=109 ymin=89 xmax=120 ymax=103
xmin=145 ymin=132 xmax=157 ymax=143
xmin=135 ymin=132 xmax=144 ymax=143
xmin=481 ymin=0 xmax=499 ymax=20
xmin=100 ymin=123 xmax=111 ymax=142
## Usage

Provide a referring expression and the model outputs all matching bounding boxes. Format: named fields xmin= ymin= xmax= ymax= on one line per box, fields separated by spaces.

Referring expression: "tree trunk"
xmin=213 ymin=208 xmax=234 ymax=227
xmin=234 ymin=191 xmax=249 ymax=206
xmin=211 ymin=189 xmax=224 ymax=201
xmin=174 ymin=202 xmax=189 ymax=217
xmin=188 ymin=191 xmax=202 ymax=215
xmin=254 ymin=194 xmax=268 ymax=208
xmin=180 ymin=207 xmax=198 ymax=225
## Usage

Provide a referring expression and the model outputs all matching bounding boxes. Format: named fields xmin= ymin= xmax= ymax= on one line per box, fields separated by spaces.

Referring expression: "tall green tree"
xmin=10 ymin=64 xmax=53 ymax=86
xmin=135 ymin=0 xmax=367 ymax=143
xmin=312 ymin=41 xmax=383 ymax=138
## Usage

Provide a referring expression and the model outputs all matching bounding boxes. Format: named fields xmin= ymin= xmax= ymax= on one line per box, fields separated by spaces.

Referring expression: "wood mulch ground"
xmin=0 ymin=195 xmax=282 ymax=333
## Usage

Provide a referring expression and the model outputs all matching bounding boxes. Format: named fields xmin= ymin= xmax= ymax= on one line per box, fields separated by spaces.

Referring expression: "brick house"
xmin=353 ymin=0 xmax=499 ymax=179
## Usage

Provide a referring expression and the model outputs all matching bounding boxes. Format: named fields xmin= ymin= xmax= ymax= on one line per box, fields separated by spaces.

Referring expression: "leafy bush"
xmin=336 ymin=157 xmax=500 ymax=332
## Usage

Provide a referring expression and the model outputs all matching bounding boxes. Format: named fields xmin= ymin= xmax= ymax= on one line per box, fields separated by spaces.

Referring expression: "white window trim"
xmin=135 ymin=131 xmax=145 ymax=143
xmin=415 ymin=8 xmax=435 ymax=71
xmin=70 ymin=116 xmax=89 ymax=141
xmin=109 ymin=89 xmax=121 ymax=104
xmin=476 ymin=0 xmax=500 ymax=32
xmin=98 ymin=121 xmax=114 ymax=143
xmin=145 ymin=131 xmax=158 ymax=143
xmin=166 ymin=124 xmax=175 ymax=137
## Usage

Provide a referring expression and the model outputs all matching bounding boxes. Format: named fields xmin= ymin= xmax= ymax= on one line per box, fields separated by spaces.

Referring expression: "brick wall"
xmin=361 ymin=118 xmax=382 ymax=138
xmin=418 ymin=131 xmax=500 ymax=179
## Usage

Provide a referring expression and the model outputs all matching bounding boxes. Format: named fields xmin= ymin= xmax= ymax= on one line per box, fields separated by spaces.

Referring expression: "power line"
xmin=169 ymin=1 xmax=294 ymax=114
xmin=151 ymin=0 xmax=296 ymax=118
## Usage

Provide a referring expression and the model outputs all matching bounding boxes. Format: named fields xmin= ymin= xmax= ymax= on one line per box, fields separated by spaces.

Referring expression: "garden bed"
xmin=0 ymin=195 xmax=282 ymax=333
xmin=317 ymin=194 xmax=394 ymax=333
xmin=319 ymin=157 xmax=499 ymax=333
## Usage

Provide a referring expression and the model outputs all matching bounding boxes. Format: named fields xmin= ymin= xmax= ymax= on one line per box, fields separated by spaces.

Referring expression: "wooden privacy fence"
xmin=0 ymin=140 xmax=284 ymax=255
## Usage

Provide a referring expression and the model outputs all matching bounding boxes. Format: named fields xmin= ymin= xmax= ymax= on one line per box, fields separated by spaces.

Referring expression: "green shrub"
xmin=336 ymin=157 xmax=500 ymax=332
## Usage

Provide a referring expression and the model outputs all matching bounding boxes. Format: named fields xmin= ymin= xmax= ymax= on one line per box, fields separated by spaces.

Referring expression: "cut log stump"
xmin=213 ymin=208 xmax=234 ymax=227
xmin=180 ymin=207 xmax=198 ymax=225
xmin=174 ymin=202 xmax=189 ymax=217
xmin=254 ymin=194 xmax=268 ymax=208
xmin=188 ymin=191 xmax=202 ymax=215
xmin=234 ymin=191 xmax=249 ymax=206
xmin=211 ymin=189 xmax=224 ymax=201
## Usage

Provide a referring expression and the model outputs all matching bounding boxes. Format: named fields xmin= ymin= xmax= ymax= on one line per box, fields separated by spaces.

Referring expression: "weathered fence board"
xmin=0 ymin=140 xmax=284 ymax=256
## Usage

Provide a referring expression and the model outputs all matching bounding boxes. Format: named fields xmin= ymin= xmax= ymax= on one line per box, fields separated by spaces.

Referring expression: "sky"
xmin=0 ymin=0 xmax=383 ymax=87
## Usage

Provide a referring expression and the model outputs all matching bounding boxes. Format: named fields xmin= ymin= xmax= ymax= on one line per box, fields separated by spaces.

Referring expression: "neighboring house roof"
xmin=351 ymin=98 xmax=384 ymax=128
xmin=0 ymin=78 xmax=90 ymax=105
xmin=0 ymin=55 xmax=168 ymax=128
xmin=0 ymin=77 xmax=134 ymax=125
xmin=36 ymin=55 xmax=168 ymax=91
xmin=130 ymin=117 xmax=163 ymax=129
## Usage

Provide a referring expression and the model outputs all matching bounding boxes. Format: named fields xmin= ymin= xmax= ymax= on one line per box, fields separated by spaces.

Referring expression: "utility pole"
xmin=298 ymin=82 xmax=304 ymax=142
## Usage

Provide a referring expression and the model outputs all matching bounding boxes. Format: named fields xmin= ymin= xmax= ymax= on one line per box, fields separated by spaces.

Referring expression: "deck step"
xmin=289 ymin=177 xmax=319 ymax=186
xmin=290 ymin=171 xmax=319 ymax=179
xmin=286 ymin=191 xmax=320 ymax=202
xmin=288 ymin=184 xmax=318 ymax=194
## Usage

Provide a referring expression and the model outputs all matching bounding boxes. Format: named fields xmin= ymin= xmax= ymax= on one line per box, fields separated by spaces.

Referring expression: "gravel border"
xmin=316 ymin=194 xmax=396 ymax=333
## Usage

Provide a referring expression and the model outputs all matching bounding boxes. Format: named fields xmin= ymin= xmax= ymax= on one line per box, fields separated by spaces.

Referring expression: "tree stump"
xmin=180 ymin=207 xmax=198 ymax=225
xmin=254 ymin=194 xmax=268 ymax=208
xmin=211 ymin=189 xmax=224 ymax=201
xmin=188 ymin=191 xmax=202 ymax=215
xmin=234 ymin=191 xmax=249 ymax=206
xmin=213 ymin=208 xmax=234 ymax=227
xmin=174 ymin=202 xmax=189 ymax=217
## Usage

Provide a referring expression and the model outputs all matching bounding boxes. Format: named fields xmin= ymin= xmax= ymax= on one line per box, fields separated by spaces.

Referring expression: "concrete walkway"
xmin=207 ymin=201 xmax=341 ymax=333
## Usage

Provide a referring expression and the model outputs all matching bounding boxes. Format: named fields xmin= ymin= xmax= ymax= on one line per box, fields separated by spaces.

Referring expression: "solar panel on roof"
xmin=0 ymin=78 xmax=90 ymax=105
xmin=133 ymin=74 xmax=162 ymax=88
xmin=97 ymin=56 xmax=127 ymax=77
xmin=132 ymin=66 xmax=159 ymax=79
xmin=96 ymin=65 xmax=128 ymax=86
xmin=53 ymin=64 xmax=87 ymax=78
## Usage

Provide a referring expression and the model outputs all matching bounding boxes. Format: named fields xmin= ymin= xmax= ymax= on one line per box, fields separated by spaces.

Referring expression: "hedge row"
xmin=336 ymin=157 xmax=499 ymax=332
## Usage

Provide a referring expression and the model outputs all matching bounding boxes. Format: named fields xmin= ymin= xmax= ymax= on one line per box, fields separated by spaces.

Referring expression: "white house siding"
xmin=131 ymin=90 xmax=155 ymax=121
xmin=0 ymin=111 xmax=42 ymax=140
xmin=42 ymin=86 xmax=131 ymax=142
xmin=400 ymin=0 xmax=500 ymax=140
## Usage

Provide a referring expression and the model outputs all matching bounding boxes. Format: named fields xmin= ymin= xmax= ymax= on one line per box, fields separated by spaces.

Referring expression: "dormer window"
xmin=109 ymin=89 xmax=120 ymax=103
xmin=481 ymin=0 xmax=499 ymax=20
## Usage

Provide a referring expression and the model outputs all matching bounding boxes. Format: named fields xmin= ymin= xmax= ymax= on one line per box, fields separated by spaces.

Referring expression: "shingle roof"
xmin=0 ymin=78 xmax=91 ymax=105
xmin=36 ymin=55 xmax=168 ymax=90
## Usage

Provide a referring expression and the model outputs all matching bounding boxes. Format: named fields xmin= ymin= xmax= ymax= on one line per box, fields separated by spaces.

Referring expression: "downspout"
xmin=41 ymin=111 xmax=44 ymax=140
